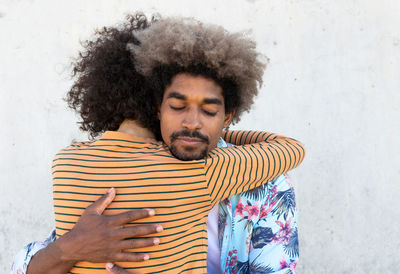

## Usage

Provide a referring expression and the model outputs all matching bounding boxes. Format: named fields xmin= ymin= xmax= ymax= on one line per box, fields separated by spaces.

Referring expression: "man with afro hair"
xmin=12 ymin=14 xmax=303 ymax=274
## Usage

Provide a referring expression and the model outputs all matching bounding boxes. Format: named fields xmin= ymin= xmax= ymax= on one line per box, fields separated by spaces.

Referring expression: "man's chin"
xmin=169 ymin=145 xmax=208 ymax=161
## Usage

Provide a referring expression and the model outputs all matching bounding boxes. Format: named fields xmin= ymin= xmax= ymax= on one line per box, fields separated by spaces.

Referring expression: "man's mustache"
xmin=170 ymin=130 xmax=210 ymax=144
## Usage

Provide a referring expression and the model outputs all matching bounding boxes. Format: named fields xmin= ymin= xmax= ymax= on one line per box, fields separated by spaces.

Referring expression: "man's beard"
xmin=169 ymin=130 xmax=210 ymax=161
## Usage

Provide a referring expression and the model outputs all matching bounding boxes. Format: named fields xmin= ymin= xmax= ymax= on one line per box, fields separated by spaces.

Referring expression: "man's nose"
xmin=182 ymin=109 xmax=202 ymax=130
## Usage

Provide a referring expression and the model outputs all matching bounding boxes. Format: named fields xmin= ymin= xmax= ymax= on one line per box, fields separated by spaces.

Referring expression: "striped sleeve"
xmin=205 ymin=130 xmax=305 ymax=206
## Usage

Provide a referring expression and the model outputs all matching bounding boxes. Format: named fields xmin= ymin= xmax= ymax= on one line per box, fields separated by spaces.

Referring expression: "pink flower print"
xmin=290 ymin=261 xmax=297 ymax=271
xmin=273 ymin=218 xmax=294 ymax=245
xmin=259 ymin=204 xmax=273 ymax=219
xmin=266 ymin=185 xmax=278 ymax=204
xmin=280 ymin=259 xmax=297 ymax=271
xmin=234 ymin=199 xmax=245 ymax=217
xmin=244 ymin=202 xmax=260 ymax=220
xmin=271 ymin=184 xmax=277 ymax=195
xmin=225 ymin=249 xmax=238 ymax=270
xmin=280 ymin=259 xmax=289 ymax=269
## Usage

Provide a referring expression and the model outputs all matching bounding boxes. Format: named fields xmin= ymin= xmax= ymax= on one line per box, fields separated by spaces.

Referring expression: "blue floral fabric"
xmin=218 ymin=175 xmax=298 ymax=273
xmin=217 ymin=138 xmax=298 ymax=274
xmin=10 ymin=230 xmax=56 ymax=274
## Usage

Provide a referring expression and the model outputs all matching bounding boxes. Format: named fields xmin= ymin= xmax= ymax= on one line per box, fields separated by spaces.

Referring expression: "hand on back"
xmin=56 ymin=188 xmax=163 ymax=263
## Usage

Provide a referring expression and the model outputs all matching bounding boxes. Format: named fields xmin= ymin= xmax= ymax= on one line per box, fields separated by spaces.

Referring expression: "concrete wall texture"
xmin=1 ymin=0 xmax=399 ymax=273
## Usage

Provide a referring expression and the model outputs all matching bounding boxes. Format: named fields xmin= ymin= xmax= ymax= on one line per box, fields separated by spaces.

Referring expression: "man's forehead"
xmin=164 ymin=73 xmax=224 ymax=103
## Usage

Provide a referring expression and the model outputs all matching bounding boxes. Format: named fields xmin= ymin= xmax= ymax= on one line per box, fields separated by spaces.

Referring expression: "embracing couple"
xmin=12 ymin=13 xmax=304 ymax=274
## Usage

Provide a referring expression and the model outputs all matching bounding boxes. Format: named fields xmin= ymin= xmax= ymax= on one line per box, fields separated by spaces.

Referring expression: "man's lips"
xmin=170 ymin=130 xmax=209 ymax=146
xmin=175 ymin=136 xmax=205 ymax=145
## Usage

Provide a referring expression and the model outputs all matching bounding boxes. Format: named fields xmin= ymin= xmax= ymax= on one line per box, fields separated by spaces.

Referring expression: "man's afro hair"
xmin=128 ymin=17 xmax=267 ymax=123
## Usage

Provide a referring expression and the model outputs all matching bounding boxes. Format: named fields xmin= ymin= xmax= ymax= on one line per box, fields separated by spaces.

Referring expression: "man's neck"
xmin=117 ymin=119 xmax=155 ymax=139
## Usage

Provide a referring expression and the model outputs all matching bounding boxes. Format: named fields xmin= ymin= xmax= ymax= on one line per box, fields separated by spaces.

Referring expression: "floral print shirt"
xmin=11 ymin=139 xmax=298 ymax=274
xmin=218 ymin=174 xmax=298 ymax=273
xmin=217 ymin=138 xmax=298 ymax=273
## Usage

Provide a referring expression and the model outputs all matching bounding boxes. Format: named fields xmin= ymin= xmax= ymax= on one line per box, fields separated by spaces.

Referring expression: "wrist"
xmin=26 ymin=234 xmax=78 ymax=274
xmin=50 ymin=232 xmax=79 ymax=264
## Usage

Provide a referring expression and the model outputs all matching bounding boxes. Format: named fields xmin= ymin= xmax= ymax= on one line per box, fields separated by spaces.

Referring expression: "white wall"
xmin=1 ymin=0 xmax=399 ymax=273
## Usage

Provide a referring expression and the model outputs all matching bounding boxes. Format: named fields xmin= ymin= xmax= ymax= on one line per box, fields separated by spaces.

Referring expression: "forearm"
xmin=207 ymin=131 xmax=305 ymax=203
xmin=222 ymin=130 xmax=305 ymax=172
xmin=223 ymin=130 xmax=273 ymax=145
xmin=223 ymin=130 xmax=304 ymax=155
xmin=27 ymin=236 xmax=77 ymax=274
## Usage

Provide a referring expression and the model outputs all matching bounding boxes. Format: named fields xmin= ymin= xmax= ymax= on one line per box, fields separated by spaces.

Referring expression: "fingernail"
xmin=106 ymin=262 xmax=114 ymax=269
xmin=107 ymin=187 xmax=114 ymax=194
xmin=147 ymin=209 xmax=155 ymax=216
xmin=156 ymin=225 xmax=163 ymax=232
xmin=143 ymin=254 xmax=150 ymax=260
xmin=153 ymin=238 xmax=160 ymax=245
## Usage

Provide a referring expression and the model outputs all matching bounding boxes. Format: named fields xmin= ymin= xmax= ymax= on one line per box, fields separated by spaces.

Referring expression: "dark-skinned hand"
xmin=56 ymin=187 xmax=163 ymax=263
xmin=27 ymin=188 xmax=163 ymax=274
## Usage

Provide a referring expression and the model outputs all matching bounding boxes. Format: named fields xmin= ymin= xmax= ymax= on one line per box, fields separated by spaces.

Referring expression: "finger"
xmin=109 ymin=209 xmax=156 ymax=226
xmin=85 ymin=188 xmax=116 ymax=215
xmin=118 ymin=237 xmax=160 ymax=250
xmin=116 ymin=224 xmax=163 ymax=238
xmin=106 ymin=262 xmax=133 ymax=274
xmin=113 ymin=252 xmax=150 ymax=262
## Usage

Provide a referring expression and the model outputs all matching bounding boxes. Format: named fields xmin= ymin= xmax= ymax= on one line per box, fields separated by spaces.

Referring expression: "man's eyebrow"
xmin=166 ymin=91 xmax=186 ymax=100
xmin=203 ymin=98 xmax=222 ymax=105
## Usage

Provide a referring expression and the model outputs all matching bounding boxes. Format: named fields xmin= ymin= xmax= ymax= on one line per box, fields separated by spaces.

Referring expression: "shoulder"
xmin=54 ymin=140 xmax=94 ymax=155
xmin=271 ymin=174 xmax=294 ymax=194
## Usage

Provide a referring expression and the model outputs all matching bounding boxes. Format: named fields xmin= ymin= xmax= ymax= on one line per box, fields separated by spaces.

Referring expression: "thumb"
xmin=85 ymin=188 xmax=116 ymax=215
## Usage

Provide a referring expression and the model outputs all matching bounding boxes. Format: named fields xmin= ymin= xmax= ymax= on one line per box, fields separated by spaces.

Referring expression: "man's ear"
xmin=223 ymin=112 xmax=234 ymax=129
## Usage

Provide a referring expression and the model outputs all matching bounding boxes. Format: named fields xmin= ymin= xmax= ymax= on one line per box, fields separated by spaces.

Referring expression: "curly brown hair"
xmin=66 ymin=13 xmax=160 ymax=138
xmin=128 ymin=17 xmax=267 ymax=123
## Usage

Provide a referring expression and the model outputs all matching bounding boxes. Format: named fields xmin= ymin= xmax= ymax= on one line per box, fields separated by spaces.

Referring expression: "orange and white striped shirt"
xmin=53 ymin=130 xmax=305 ymax=273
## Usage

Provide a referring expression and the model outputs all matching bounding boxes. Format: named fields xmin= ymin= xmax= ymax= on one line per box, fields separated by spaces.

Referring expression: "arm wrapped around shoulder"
xmin=206 ymin=130 xmax=305 ymax=204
